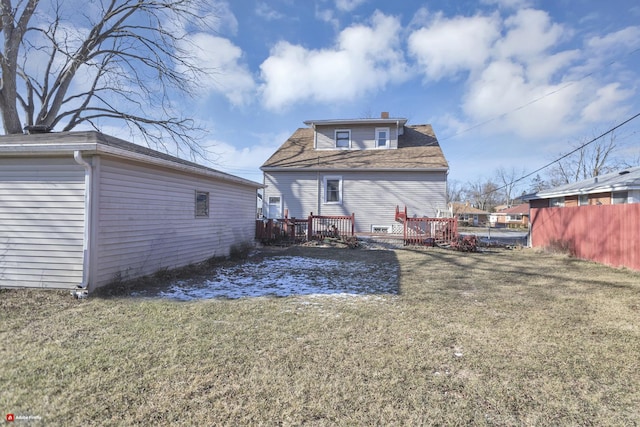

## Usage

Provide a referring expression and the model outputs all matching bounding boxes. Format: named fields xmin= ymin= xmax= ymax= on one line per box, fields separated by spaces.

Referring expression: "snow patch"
xmin=158 ymin=256 xmax=398 ymax=301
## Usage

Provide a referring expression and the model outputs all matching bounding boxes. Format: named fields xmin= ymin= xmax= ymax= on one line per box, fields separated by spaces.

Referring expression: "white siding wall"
xmin=315 ymin=124 xmax=398 ymax=150
xmin=93 ymin=157 xmax=257 ymax=287
xmin=0 ymin=157 xmax=85 ymax=288
xmin=263 ymin=170 xmax=447 ymax=231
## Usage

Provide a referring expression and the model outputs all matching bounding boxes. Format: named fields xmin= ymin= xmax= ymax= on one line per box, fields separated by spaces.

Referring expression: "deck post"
xmin=308 ymin=213 xmax=313 ymax=241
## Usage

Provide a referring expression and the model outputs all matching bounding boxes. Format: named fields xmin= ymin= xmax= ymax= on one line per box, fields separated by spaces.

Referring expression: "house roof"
xmin=449 ymin=202 xmax=490 ymax=215
xmin=523 ymin=166 xmax=640 ymax=200
xmin=495 ymin=203 xmax=530 ymax=215
xmin=261 ymin=124 xmax=448 ymax=171
xmin=0 ymin=131 xmax=263 ymax=188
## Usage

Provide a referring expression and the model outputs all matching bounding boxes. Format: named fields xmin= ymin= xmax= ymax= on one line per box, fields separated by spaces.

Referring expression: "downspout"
xmin=73 ymin=151 xmax=92 ymax=296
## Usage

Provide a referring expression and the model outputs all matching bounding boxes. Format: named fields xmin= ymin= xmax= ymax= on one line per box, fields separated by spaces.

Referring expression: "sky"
xmin=44 ymin=0 xmax=640 ymax=188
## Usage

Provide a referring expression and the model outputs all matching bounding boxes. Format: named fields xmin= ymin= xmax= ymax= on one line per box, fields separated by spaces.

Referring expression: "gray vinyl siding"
xmin=263 ymin=171 xmax=319 ymax=219
xmin=93 ymin=157 xmax=257 ymax=287
xmin=315 ymin=124 xmax=399 ymax=150
xmin=264 ymin=170 xmax=447 ymax=232
xmin=0 ymin=157 xmax=85 ymax=288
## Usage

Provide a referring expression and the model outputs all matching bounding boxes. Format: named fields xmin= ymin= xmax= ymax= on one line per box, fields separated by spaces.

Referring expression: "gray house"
xmin=0 ymin=131 xmax=261 ymax=292
xmin=260 ymin=114 xmax=449 ymax=232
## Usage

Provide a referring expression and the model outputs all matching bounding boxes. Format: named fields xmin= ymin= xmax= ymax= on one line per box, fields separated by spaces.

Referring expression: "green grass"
xmin=2 ymin=247 xmax=639 ymax=425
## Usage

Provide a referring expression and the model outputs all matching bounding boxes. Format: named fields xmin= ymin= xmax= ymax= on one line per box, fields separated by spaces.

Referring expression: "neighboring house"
xmin=449 ymin=202 xmax=489 ymax=226
xmin=523 ymin=167 xmax=640 ymax=271
xmin=260 ymin=113 xmax=449 ymax=233
xmin=0 ymin=131 xmax=261 ymax=292
xmin=524 ymin=166 xmax=640 ymax=208
xmin=491 ymin=203 xmax=530 ymax=228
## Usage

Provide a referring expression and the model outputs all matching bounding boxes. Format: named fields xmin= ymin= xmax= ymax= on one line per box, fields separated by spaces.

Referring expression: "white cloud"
xmin=580 ymin=83 xmax=633 ymax=123
xmin=256 ymin=2 xmax=285 ymax=21
xmin=408 ymin=6 xmax=637 ymax=142
xmin=494 ymin=9 xmax=567 ymax=62
xmin=335 ymin=0 xmax=367 ymax=12
xmin=185 ymin=34 xmax=256 ymax=106
xmin=203 ymin=132 xmax=290 ymax=181
xmin=259 ymin=11 xmax=408 ymax=110
xmin=408 ymin=12 xmax=501 ymax=80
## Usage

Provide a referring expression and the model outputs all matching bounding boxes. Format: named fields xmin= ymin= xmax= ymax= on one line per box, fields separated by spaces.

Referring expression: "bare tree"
xmin=547 ymin=130 xmax=620 ymax=186
xmin=446 ymin=179 xmax=463 ymax=204
xmin=495 ymin=166 xmax=525 ymax=207
xmin=464 ymin=178 xmax=500 ymax=212
xmin=0 ymin=0 xmax=213 ymax=156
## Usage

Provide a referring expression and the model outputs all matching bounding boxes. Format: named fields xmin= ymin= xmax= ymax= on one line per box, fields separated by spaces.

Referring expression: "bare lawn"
xmin=1 ymin=246 xmax=639 ymax=425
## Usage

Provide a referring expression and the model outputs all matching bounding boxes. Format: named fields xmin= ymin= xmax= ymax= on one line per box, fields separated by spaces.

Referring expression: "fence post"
xmin=351 ymin=213 xmax=355 ymax=236
xmin=308 ymin=213 xmax=313 ymax=241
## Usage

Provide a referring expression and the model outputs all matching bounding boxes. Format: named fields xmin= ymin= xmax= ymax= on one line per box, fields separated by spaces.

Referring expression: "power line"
xmin=492 ymin=111 xmax=640 ymax=195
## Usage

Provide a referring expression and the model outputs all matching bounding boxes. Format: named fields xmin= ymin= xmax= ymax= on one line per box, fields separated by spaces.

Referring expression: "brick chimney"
xmin=381 ymin=112 xmax=389 ymax=119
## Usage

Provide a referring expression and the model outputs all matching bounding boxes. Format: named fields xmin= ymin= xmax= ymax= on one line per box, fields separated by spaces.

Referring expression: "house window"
xmin=376 ymin=127 xmax=390 ymax=148
xmin=195 ymin=191 xmax=209 ymax=217
xmin=612 ymin=192 xmax=628 ymax=204
xmin=267 ymin=196 xmax=282 ymax=218
xmin=324 ymin=176 xmax=342 ymax=204
xmin=335 ymin=130 xmax=351 ymax=148
xmin=578 ymin=194 xmax=588 ymax=206
xmin=549 ymin=197 xmax=564 ymax=207
xmin=507 ymin=214 xmax=522 ymax=222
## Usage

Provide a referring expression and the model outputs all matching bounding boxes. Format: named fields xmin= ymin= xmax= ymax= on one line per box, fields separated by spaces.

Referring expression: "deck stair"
xmin=395 ymin=205 xmax=458 ymax=246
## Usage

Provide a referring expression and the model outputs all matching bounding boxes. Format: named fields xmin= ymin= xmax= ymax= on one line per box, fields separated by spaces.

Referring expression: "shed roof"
xmin=523 ymin=166 xmax=640 ymax=200
xmin=0 ymin=131 xmax=262 ymax=188
xmin=261 ymin=124 xmax=448 ymax=171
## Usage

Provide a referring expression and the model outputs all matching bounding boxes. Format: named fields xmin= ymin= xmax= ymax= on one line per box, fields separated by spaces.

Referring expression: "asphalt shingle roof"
xmin=261 ymin=124 xmax=448 ymax=170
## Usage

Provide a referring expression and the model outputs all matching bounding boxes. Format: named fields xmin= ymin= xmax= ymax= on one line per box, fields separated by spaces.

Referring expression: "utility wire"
xmin=491 ymin=111 xmax=640 ymax=196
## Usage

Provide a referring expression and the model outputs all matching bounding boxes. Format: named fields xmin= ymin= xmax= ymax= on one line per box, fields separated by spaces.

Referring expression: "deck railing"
xmin=256 ymin=212 xmax=355 ymax=244
xmin=403 ymin=217 xmax=458 ymax=245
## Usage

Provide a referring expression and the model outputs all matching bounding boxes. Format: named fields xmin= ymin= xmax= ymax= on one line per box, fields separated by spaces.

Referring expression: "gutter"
xmin=72 ymin=150 xmax=92 ymax=297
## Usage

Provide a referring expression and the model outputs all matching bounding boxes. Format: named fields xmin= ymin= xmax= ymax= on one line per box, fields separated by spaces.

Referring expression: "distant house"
xmin=260 ymin=113 xmax=449 ymax=233
xmin=491 ymin=203 xmax=530 ymax=228
xmin=524 ymin=166 xmax=640 ymax=208
xmin=523 ymin=167 xmax=640 ymax=271
xmin=0 ymin=131 xmax=262 ymax=292
xmin=449 ymin=202 xmax=489 ymax=226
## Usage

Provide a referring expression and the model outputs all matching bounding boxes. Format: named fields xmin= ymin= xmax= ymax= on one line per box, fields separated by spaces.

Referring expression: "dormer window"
xmin=335 ymin=129 xmax=351 ymax=148
xmin=376 ymin=127 xmax=389 ymax=148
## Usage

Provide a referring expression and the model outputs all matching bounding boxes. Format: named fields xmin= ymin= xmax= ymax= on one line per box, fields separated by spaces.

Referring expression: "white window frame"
xmin=578 ymin=194 xmax=588 ymax=206
xmin=375 ymin=127 xmax=390 ymax=148
xmin=195 ymin=191 xmax=209 ymax=218
xmin=323 ymin=176 xmax=343 ymax=205
xmin=267 ymin=196 xmax=282 ymax=219
xmin=335 ymin=129 xmax=351 ymax=149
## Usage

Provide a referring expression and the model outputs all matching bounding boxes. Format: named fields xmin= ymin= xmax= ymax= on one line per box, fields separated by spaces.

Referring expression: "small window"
xmin=612 ymin=191 xmax=628 ymax=204
xmin=578 ymin=194 xmax=588 ymax=206
xmin=195 ymin=191 xmax=209 ymax=217
xmin=549 ymin=197 xmax=564 ymax=207
xmin=376 ymin=127 xmax=390 ymax=148
xmin=335 ymin=130 xmax=351 ymax=148
xmin=324 ymin=176 xmax=342 ymax=204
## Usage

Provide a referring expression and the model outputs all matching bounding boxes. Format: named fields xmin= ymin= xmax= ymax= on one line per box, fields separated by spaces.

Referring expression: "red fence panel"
xmin=530 ymin=204 xmax=640 ymax=271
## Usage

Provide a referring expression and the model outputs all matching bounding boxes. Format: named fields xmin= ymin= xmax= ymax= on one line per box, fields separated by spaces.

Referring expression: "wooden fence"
xmin=530 ymin=204 xmax=640 ymax=271
xmin=256 ymin=212 xmax=355 ymax=244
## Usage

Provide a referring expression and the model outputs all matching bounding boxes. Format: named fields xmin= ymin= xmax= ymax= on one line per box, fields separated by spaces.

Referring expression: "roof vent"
xmin=381 ymin=112 xmax=389 ymax=119
xmin=619 ymin=170 xmax=630 ymax=175
xmin=24 ymin=125 xmax=52 ymax=134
